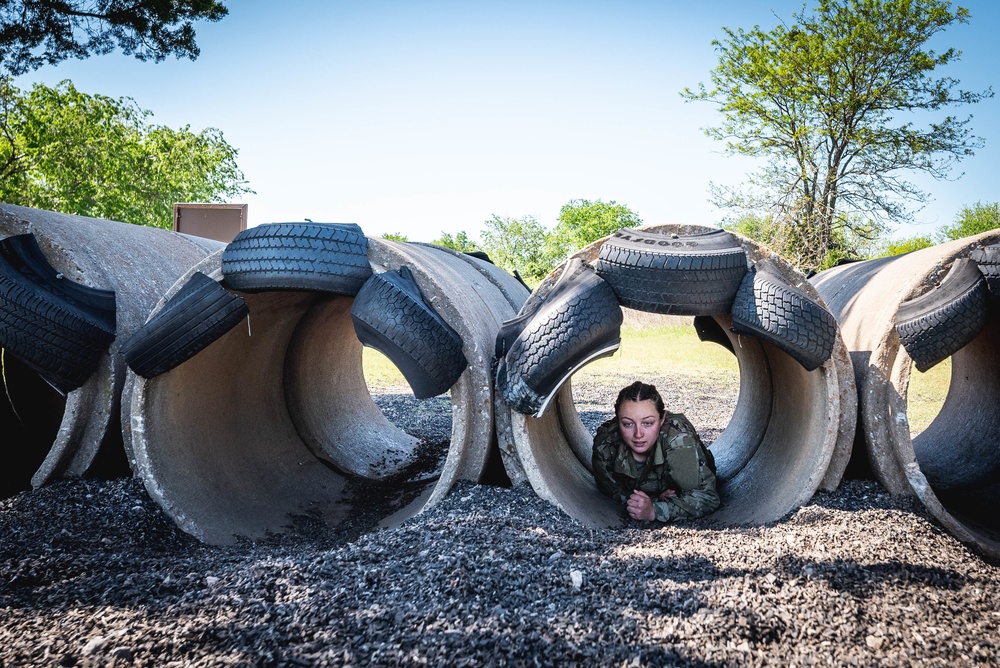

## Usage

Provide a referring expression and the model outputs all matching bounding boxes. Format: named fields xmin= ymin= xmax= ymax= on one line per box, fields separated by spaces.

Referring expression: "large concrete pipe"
xmin=128 ymin=239 xmax=528 ymax=545
xmin=811 ymin=231 xmax=1000 ymax=560
xmin=501 ymin=224 xmax=856 ymax=527
xmin=0 ymin=203 xmax=222 ymax=498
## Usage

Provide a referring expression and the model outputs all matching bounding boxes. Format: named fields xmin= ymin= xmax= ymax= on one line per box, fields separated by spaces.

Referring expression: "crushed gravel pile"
xmin=2 ymin=377 xmax=999 ymax=667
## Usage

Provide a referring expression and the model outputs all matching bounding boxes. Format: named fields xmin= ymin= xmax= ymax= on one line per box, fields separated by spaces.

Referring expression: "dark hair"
xmin=614 ymin=381 xmax=665 ymax=419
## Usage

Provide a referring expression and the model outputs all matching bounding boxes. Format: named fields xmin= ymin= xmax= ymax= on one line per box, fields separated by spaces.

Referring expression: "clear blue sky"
xmin=14 ymin=0 xmax=1000 ymax=243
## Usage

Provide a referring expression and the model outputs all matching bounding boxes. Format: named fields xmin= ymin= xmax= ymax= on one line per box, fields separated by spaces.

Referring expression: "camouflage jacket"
xmin=591 ymin=413 xmax=720 ymax=523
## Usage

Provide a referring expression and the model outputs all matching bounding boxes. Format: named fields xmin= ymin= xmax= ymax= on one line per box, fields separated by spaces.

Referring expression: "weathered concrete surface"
xmin=503 ymin=224 xmax=856 ymax=528
xmin=812 ymin=231 xmax=1000 ymax=560
xmin=128 ymin=240 xmax=528 ymax=545
xmin=0 ymin=203 xmax=221 ymax=494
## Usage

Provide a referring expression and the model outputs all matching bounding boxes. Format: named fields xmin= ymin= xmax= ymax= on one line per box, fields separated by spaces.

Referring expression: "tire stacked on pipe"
xmin=118 ymin=272 xmax=249 ymax=379
xmin=495 ymin=224 xmax=855 ymax=529
xmin=127 ymin=232 xmax=529 ymax=545
xmin=0 ymin=233 xmax=116 ymax=393
xmin=351 ymin=264 xmax=468 ymax=400
xmin=0 ymin=203 xmax=223 ymax=499
xmin=812 ymin=231 xmax=1000 ymax=560
xmin=496 ymin=258 xmax=623 ymax=417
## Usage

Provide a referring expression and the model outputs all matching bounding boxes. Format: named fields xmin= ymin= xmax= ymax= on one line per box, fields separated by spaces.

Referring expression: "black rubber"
xmin=119 ymin=272 xmax=249 ymax=379
xmin=971 ymin=244 xmax=1000 ymax=302
xmin=497 ymin=259 xmax=623 ymax=416
xmin=351 ymin=265 xmax=467 ymax=399
xmin=221 ymin=222 xmax=372 ymax=295
xmin=494 ymin=258 xmax=593 ymax=361
xmin=895 ymin=258 xmax=988 ymax=372
xmin=0 ymin=234 xmax=116 ymax=329
xmin=0 ymin=252 xmax=115 ymax=393
xmin=730 ymin=264 xmax=837 ymax=372
xmin=464 ymin=250 xmax=494 ymax=264
xmin=595 ymin=228 xmax=748 ymax=315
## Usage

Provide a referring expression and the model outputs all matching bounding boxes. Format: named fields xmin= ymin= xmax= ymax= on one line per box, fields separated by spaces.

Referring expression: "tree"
xmin=682 ymin=0 xmax=992 ymax=271
xmin=381 ymin=232 xmax=409 ymax=242
xmin=432 ymin=230 xmax=479 ymax=253
xmin=725 ymin=211 xmax=886 ymax=267
xmin=479 ymin=214 xmax=554 ymax=286
xmin=879 ymin=235 xmax=935 ymax=256
xmin=546 ymin=199 xmax=642 ymax=262
xmin=0 ymin=79 xmax=251 ymax=229
xmin=937 ymin=201 xmax=1000 ymax=241
xmin=0 ymin=0 xmax=228 ymax=75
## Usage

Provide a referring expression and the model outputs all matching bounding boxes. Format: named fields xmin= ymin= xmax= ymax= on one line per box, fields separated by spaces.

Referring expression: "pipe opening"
xmin=908 ymin=313 xmax=1000 ymax=535
xmin=0 ymin=349 xmax=65 ymax=498
xmin=906 ymin=358 xmax=950 ymax=437
xmin=571 ymin=316 xmax=739 ymax=451
xmin=132 ymin=237 xmax=516 ymax=545
xmin=505 ymin=227 xmax=848 ymax=528
xmin=513 ymin=310 xmax=844 ymax=528
xmin=132 ymin=290 xmax=457 ymax=544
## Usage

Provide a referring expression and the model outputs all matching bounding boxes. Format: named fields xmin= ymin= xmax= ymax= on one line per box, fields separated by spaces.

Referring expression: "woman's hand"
xmin=626 ymin=490 xmax=656 ymax=521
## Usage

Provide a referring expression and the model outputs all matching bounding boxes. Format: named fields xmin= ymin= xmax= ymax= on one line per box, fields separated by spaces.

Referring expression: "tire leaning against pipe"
xmin=501 ymin=223 xmax=857 ymax=528
xmin=0 ymin=203 xmax=223 ymax=494
xmin=811 ymin=231 xmax=1000 ymax=560
xmin=126 ymin=238 xmax=529 ymax=545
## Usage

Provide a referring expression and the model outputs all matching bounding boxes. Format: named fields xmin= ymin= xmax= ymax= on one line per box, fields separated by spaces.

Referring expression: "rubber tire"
xmin=971 ymin=244 xmax=1000 ymax=301
xmin=221 ymin=222 xmax=372 ymax=295
xmin=351 ymin=265 xmax=468 ymax=400
xmin=0 ymin=256 xmax=115 ymax=393
xmin=595 ymin=228 xmax=747 ymax=315
xmin=494 ymin=258 xmax=592 ymax=360
xmin=119 ymin=272 xmax=249 ymax=379
xmin=730 ymin=264 xmax=837 ymax=372
xmin=895 ymin=258 xmax=988 ymax=372
xmin=497 ymin=261 xmax=623 ymax=416
xmin=0 ymin=234 xmax=116 ymax=329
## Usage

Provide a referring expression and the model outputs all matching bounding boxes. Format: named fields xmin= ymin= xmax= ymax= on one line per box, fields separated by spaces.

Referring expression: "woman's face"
xmin=617 ymin=399 xmax=665 ymax=461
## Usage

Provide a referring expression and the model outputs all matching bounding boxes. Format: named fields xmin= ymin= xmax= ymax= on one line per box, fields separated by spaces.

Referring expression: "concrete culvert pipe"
xmin=128 ymin=239 xmax=529 ymax=545
xmin=498 ymin=224 xmax=857 ymax=528
xmin=0 ymin=203 xmax=223 ymax=498
xmin=811 ymin=231 xmax=1000 ymax=560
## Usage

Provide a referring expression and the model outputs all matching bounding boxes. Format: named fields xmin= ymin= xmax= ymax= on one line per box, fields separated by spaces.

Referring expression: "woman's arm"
xmin=651 ymin=436 xmax=720 ymax=522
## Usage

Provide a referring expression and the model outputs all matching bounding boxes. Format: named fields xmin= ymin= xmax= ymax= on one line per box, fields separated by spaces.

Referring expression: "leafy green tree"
xmin=432 ymin=230 xmax=479 ymax=253
xmin=381 ymin=232 xmax=409 ymax=242
xmin=726 ymin=211 xmax=887 ymax=268
xmin=0 ymin=80 xmax=251 ymax=229
xmin=937 ymin=201 xmax=1000 ymax=241
xmin=546 ymin=199 xmax=642 ymax=262
xmin=479 ymin=214 xmax=554 ymax=286
xmin=879 ymin=235 xmax=935 ymax=257
xmin=682 ymin=0 xmax=992 ymax=271
xmin=0 ymin=0 xmax=228 ymax=75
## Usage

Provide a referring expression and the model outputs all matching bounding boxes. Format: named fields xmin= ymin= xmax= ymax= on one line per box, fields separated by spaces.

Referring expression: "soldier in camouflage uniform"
xmin=592 ymin=381 xmax=720 ymax=523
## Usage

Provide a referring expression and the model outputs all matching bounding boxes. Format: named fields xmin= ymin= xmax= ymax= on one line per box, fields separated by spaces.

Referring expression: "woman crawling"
xmin=592 ymin=381 xmax=720 ymax=523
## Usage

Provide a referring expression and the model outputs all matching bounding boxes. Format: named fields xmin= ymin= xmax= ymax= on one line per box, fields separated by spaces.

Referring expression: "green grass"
xmin=362 ymin=347 xmax=408 ymax=391
xmin=575 ymin=324 xmax=739 ymax=384
xmin=907 ymin=358 xmax=950 ymax=436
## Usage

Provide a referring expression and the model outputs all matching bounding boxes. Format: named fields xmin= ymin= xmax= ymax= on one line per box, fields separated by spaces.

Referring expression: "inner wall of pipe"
xmin=514 ymin=313 xmax=840 ymax=527
xmin=132 ymin=288 xmax=460 ymax=545
xmin=911 ymin=313 xmax=1000 ymax=526
xmin=132 ymin=291 xmax=345 ymax=544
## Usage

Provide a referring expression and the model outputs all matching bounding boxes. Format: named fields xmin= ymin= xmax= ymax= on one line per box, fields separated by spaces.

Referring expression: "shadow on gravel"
xmin=777 ymin=555 xmax=967 ymax=596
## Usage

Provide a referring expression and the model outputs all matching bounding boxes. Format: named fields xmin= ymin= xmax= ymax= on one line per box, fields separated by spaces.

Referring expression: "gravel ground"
xmin=2 ymin=374 xmax=998 ymax=667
